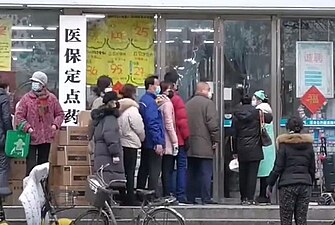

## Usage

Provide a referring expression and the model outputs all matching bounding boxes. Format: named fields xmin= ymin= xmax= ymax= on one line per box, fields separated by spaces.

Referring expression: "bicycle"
xmin=72 ymin=164 xmax=185 ymax=225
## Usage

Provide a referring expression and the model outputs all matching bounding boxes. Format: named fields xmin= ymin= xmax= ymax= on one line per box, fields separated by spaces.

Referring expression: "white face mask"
xmin=105 ymin=87 xmax=113 ymax=93
xmin=251 ymin=99 xmax=257 ymax=106
xmin=208 ymin=91 xmax=213 ymax=99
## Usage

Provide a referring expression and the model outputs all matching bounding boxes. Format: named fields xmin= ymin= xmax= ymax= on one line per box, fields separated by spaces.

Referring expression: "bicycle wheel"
xmin=72 ymin=209 xmax=109 ymax=225
xmin=143 ymin=208 xmax=185 ymax=225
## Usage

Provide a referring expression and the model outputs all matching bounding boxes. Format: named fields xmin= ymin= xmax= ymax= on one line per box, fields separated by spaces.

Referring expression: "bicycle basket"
xmin=50 ymin=189 xmax=77 ymax=208
xmin=85 ymin=174 xmax=112 ymax=208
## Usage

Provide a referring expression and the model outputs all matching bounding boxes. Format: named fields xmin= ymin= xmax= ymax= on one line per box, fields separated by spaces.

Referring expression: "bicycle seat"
xmin=0 ymin=187 xmax=12 ymax=197
xmin=107 ymin=179 xmax=126 ymax=190
xmin=136 ymin=189 xmax=155 ymax=197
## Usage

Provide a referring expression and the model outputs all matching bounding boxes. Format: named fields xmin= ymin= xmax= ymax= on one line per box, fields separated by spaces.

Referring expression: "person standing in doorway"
xmin=0 ymin=77 xmax=13 ymax=196
xmin=137 ymin=75 xmax=165 ymax=195
xmin=252 ymin=90 xmax=275 ymax=204
xmin=232 ymin=94 xmax=272 ymax=205
xmin=15 ymin=71 xmax=64 ymax=175
xmin=164 ymin=70 xmax=190 ymax=203
xmin=118 ymin=84 xmax=145 ymax=205
xmin=186 ymin=82 xmax=219 ymax=204
xmin=267 ymin=116 xmax=315 ymax=225
xmin=157 ymin=81 xmax=178 ymax=197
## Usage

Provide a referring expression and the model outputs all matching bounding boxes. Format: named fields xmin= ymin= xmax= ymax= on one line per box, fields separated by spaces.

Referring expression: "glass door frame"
xmin=158 ymin=14 xmax=280 ymax=203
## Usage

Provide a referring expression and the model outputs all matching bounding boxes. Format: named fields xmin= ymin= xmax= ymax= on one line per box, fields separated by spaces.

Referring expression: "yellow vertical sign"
xmin=0 ymin=20 xmax=12 ymax=71
xmin=87 ymin=16 xmax=155 ymax=86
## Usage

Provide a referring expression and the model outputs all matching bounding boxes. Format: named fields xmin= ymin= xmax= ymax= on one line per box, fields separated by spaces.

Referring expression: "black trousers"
xmin=279 ymin=185 xmax=311 ymax=225
xmin=259 ymin=177 xmax=268 ymax=198
xmin=26 ymin=143 xmax=51 ymax=176
xmin=137 ymin=148 xmax=162 ymax=195
xmin=123 ymin=147 xmax=138 ymax=204
xmin=161 ymin=155 xmax=174 ymax=197
xmin=239 ymin=160 xmax=260 ymax=201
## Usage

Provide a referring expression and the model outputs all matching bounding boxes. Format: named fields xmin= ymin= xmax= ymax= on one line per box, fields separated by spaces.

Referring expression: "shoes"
xmin=202 ymin=200 xmax=218 ymax=205
xmin=256 ymin=196 xmax=271 ymax=205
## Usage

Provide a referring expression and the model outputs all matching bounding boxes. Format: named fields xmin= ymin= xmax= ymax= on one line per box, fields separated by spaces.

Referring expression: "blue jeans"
xmin=0 ymin=150 xmax=11 ymax=196
xmin=176 ymin=147 xmax=187 ymax=202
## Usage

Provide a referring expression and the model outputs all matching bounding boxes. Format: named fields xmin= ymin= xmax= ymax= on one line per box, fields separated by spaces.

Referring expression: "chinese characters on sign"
xmin=300 ymin=86 xmax=327 ymax=115
xmin=87 ymin=16 xmax=155 ymax=86
xmin=0 ymin=20 xmax=12 ymax=71
xmin=59 ymin=16 xmax=87 ymax=126
xmin=296 ymin=41 xmax=334 ymax=98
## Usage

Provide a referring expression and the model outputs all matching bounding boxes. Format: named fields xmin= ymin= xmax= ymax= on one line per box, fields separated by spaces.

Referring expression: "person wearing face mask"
xmin=0 ymin=76 xmax=13 ymax=197
xmin=156 ymin=81 xmax=178 ymax=197
xmin=232 ymin=94 xmax=272 ymax=205
xmin=186 ymin=82 xmax=219 ymax=204
xmin=137 ymin=75 xmax=165 ymax=197
xmin=118 ymin=84 xmax=145 ymax=205
xmin=91 ymin=91 xmax=126 ymax=186
xmin=252 ymin=90 xmax=275 ymax=204
xmin=164 ymin=70 xmax=190 ymax=203
xmin=15 ymin=71 xmax=64 ymax=175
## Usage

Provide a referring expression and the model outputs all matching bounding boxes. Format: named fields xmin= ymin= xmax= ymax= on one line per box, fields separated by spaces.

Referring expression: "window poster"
xmin=59 ymin=15 xmax=87 ymax=126
xmin=296 ymin=41 xmax=334 ymax=98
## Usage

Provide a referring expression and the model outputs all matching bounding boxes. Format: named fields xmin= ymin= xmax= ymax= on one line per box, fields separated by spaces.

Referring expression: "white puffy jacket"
xmin=118 ymin=98 xmax=145 ymax=149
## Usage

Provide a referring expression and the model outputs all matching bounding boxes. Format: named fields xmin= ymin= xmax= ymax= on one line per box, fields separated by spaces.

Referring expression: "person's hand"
xmin=212 ymin=143 xmax=218 ymax=150
xmin=172 ymin=144 xmax=179 ymax=156
xmin=266 ymin=185 xmax=273 ymax=198
xmin=233 ymin=154 xmax=238 ymax=159
xmin=155 ymin=145 xmax=164 ymax=156
xmin=51 ymin=124 xmax=57 ymax=131
xmin=27 ymin=128 xmax=34 ymax=133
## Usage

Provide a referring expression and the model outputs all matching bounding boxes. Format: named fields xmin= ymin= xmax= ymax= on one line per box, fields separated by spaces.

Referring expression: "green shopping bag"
xmin=5 ymin=121 xmax=30 ymax=158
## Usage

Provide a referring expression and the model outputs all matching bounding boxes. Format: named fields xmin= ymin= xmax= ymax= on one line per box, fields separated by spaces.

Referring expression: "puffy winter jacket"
xmin=0 ymin=88 xmax=13 ymax=148
xmin=91 ymin=105 xmax=125 ymax=183
xmin=118 ymin=98 xmax=145 ymax=149
xmin=157 ymin=95 xmax=178 ymax=155
xmin=139 ymin=92 xmax=165 ymax=150
xmin=268 ymin=133 xmax=315 ymax=188
xmin=170 ymin=92 xmax=190 ymax=146
xmin=232 ymin=104 xmax=272 ymax=162
xmin=15 ymin=91 xmax=64 ymax=145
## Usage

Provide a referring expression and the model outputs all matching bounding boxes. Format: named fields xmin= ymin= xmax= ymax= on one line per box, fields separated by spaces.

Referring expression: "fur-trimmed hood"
xmin=118 ymin=98 xmax=139 ymax=114
xmin=276 ymin=133 xmax=313 ymax=149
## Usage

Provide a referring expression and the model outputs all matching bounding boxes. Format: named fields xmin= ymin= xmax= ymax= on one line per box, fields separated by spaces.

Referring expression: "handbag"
xmin=259 ymin=111 xmax=272 ymax=147
xmin=229 ymin=158 xmax=239 ymax=172
xmin=5 ymin=121 xmax=31 ymax=158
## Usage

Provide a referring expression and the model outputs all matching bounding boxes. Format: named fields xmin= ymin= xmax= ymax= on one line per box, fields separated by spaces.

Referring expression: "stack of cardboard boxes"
xmin=4 ymin=159 xmax=25 ymax=205
xmin=51 ymin=112 xmax=92 ymax=206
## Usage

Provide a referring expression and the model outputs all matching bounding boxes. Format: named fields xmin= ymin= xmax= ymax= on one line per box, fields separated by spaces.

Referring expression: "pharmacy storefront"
xmin=2 ymin=0 xmax=335 ymax=204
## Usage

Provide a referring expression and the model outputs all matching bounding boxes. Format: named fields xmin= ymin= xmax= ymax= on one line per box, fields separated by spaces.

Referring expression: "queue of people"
xmin=0 ymin=69 xmax=315 ymax=224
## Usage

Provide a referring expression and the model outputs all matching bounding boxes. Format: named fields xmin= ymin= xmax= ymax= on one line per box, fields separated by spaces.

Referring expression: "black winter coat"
xmin=0 ymin=88 xmax=12 ymax=148
xmin=268 ymin=133 xmax=315 ymax=188
xmin=91 ymin=106 xmax=126 ymax=184
xmin=232 ymin=104 xmax=272 ymax=162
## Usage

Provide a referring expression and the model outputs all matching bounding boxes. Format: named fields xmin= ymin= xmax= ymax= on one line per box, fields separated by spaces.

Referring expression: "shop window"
xmin=280 ymin=19 xmax=335 ymax=119
xmin=165 ymin=20 xmax=214 ymax=101
xmin=223 ymin=20 xmax=272 ymax=114
xmin=86 ymin=15 xmax=157 ymax=107
xmin=0 ymin=10 xmax=60 ymax=104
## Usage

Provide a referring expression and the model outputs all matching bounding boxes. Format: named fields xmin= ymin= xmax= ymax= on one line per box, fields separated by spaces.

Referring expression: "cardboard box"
xmin=10 ymin=160 xmax=26 ymax=180
xmin=3 ymin=180 xmax=23 ymax=205
xmin=78 ymin=110 xmax=91 ymax=127
xmin=53 ymin=166 xmax=90 ymax=186
xmin=59 ymin=126 xmax=89 ymax=146
xmin=57 ymin=146 xmax=90 ymax=166
xmin=52 ymin=185 xmax=87 ymax=206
